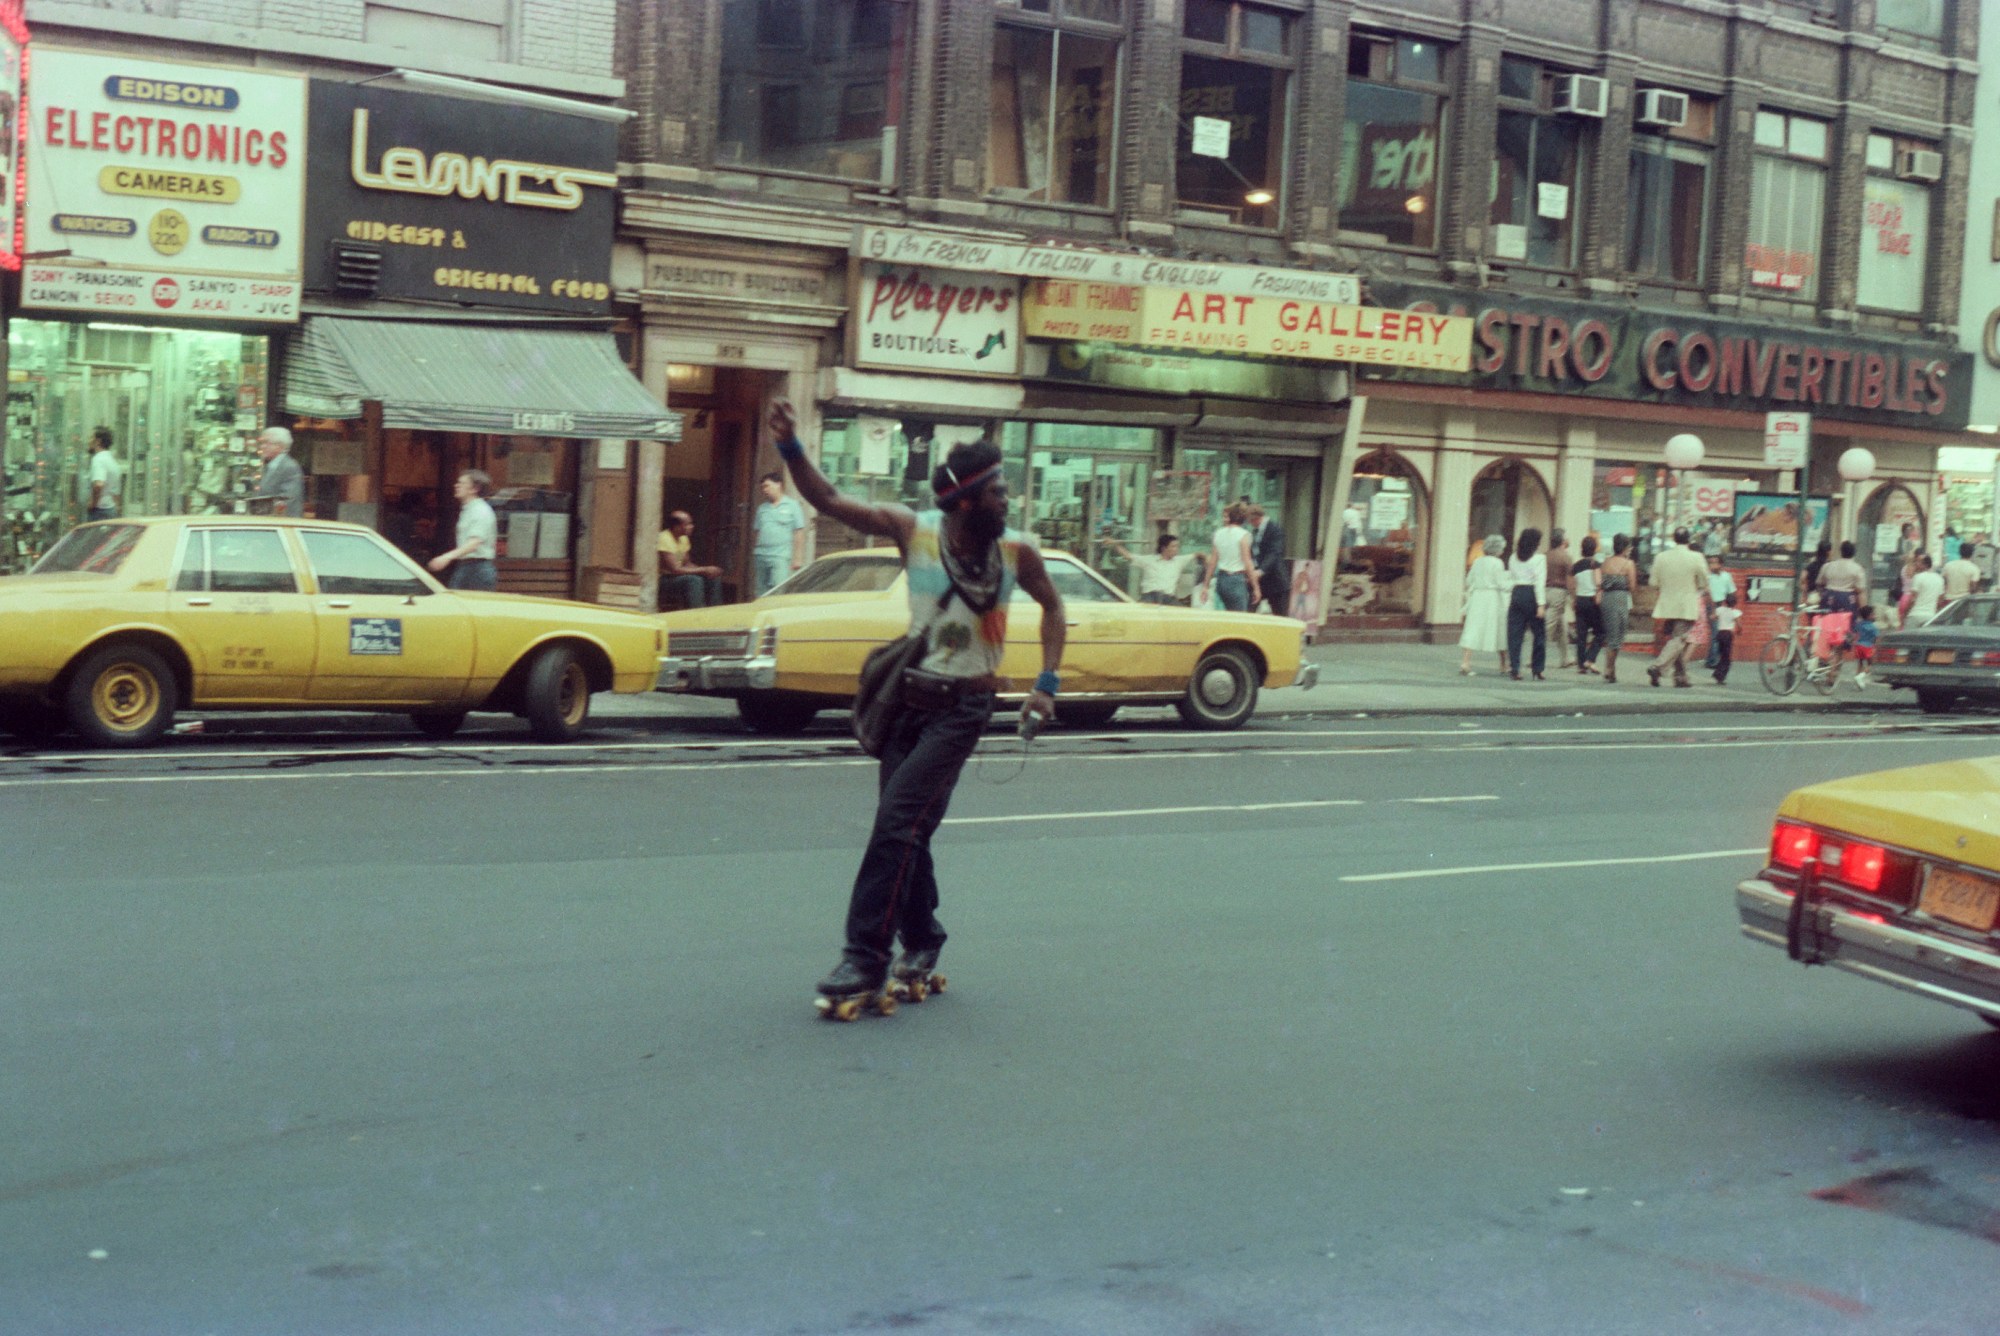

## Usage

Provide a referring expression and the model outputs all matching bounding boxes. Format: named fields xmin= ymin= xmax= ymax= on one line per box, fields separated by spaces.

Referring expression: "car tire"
xmin=1053 ymin=701 xmax=1120 ymax=729
xmin=0 ymin=702 xmax=65 ymax=745
xmin=411 ymin=710 xmax=468 ymax=740
xmin=65 ymin=643 xmax=177 ymax=748
xmin=1175 ymin=646 xmax=1258 ymax=730
xmin=1917 ymin=689 xmax=1957 ymax=715
xmin=522 ymin=645 xmax=591 ymax=742
xmin=737 ymin=695 xmax=820 ymax=734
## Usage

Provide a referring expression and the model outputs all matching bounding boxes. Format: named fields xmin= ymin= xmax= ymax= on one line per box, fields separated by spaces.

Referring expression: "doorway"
xmin=661 ymin=364 xmax=782 ymax=605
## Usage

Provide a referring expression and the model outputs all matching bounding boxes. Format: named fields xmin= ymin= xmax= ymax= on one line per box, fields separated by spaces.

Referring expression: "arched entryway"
xmin=1467 ymin=457 xmax=1553 ymax=560
xmin=1332 ymin=448 xmax=1429 ymax=617
xmin=1856 ymin=482 xmax=1926 ymax=609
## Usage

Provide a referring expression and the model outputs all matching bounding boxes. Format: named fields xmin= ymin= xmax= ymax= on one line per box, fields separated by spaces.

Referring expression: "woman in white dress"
xmin=1459 ymin=534 xmax=1509 ymax=675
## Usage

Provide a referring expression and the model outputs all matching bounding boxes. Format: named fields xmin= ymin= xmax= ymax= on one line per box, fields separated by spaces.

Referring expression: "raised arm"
xmin=767 ymin=400 xmax=915 ymax=548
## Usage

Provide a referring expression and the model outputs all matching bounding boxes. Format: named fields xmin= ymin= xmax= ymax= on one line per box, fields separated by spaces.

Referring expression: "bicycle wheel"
xmin=1760 ymin=637 xmax=1803 ymax=695
xmin=1811 ymin=649 xmax=1845 ymax=696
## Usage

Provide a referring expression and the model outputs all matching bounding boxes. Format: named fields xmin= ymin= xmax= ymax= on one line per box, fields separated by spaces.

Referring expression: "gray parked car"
xmin=1876 ymin=594 xmax=2000 ymax=713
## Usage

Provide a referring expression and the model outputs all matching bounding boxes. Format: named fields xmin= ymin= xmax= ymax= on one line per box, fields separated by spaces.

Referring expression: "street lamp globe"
xmin=1837 ymin=447 xmax=1877 ymax=483
xmin=1663 ymin=433 xmax=1705 ymax=471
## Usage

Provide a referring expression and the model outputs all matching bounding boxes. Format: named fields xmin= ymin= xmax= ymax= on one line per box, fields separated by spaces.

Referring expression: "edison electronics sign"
xmin=23 ymin=50 xmax=306 ymax=322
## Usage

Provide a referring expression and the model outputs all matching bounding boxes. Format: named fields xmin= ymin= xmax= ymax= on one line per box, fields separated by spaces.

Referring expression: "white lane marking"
xmin=947 ymin=798 xmax=1365 ymax=825
xmin=0 ymin=728 xmax=1961 ymax=791
xmin=1341 ymin=847 xmax=1767 ymax=883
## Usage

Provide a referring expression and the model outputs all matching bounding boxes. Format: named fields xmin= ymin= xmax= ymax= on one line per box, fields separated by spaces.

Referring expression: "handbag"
xmin=851 ymin=588 xmax=952 ymax=757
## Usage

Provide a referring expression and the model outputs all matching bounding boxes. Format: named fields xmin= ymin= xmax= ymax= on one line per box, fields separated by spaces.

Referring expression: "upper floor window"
xmin=1490 ymin=56 xmax=1589 ymax=269
xmin=1747 ymin=110 xmax=1829 ymax=299
xmin=1176 ymin=0 xmax=1297 ymax=229
xmin=1877 ymin=0 xmax=1947 ymax=41
xmin=1857 ymin=133 xmax=1936 ymax=314
xmin=989 ymin=1 xmax=1124 ymax=207
xmin=1626 ymin=91 xmax=1716 ymax=286
xmin=715 ymin=0 xmax=912 ymax=183
xmin=1338 ymin=32 xmax=1448 ymax=250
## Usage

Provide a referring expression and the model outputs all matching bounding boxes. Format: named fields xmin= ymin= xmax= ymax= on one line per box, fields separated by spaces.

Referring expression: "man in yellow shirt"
xmin=658 ymin=509 xmax=724 ymax=608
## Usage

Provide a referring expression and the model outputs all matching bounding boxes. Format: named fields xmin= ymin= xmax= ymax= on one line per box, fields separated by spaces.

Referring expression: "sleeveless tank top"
xmin=906 ymin=509 xmax=1024 ymax=679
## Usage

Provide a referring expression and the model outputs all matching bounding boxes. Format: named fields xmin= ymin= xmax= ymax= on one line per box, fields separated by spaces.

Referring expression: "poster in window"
xmin=1856 ymin=176 xmax=1927 ymax=314
xmin=1730 ymin=492 xmax=1829 ymax=556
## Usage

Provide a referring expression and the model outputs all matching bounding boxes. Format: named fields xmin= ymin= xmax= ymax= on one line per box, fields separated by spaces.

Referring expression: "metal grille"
xmin=668 ymin=630 xmax=753 ymax=658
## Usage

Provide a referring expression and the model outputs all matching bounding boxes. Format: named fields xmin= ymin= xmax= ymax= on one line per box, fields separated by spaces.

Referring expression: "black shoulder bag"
xmin=852 ymin=588 xmax=951 ymax=758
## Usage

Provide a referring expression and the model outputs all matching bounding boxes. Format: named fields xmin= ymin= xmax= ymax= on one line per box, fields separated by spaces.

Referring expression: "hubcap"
xmin=559 ymin=664 xmax=587 ymax=725
xmin=1198 ymin=665 xmax=1239 ymax=707
xmin=95 ymin=664 xmax=159 ymax=730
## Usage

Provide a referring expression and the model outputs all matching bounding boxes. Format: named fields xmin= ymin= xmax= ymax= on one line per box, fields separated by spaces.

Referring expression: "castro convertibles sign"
xmin=1367 ymin=281 xmax=1971 ymax=432
xmin=304 ymin=82 xmax=618 ymax=314
xmin=24 ymin=50 xmax=307 ymax=322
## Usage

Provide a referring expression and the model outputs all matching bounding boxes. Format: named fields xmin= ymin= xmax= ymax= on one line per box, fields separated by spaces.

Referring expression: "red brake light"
xmin=1839 ymin=842 xmax=1887 ymax=892
xmin=1772 ymin=821 xmax=1819 ymax=870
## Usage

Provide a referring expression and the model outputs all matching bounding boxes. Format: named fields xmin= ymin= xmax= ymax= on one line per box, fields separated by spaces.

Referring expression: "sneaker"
xmin=1647 ymin=667 xmax=1662 ymax=687
xmin=1855 ymin=672 xmax=1870 ymax=688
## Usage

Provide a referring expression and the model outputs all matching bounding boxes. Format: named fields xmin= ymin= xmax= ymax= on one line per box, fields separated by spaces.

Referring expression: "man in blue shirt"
xmin=752 ymin=471 xmax=806 ymax=596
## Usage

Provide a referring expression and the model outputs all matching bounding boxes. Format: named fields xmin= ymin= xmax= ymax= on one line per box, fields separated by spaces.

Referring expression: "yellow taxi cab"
xmin=0 ymin=517 xmax=662 ymax=747
xmin=656 ymin=547 xmax=1318 ymax=733
xmin=1737 ymin=756 xmax=2000 ymax=1025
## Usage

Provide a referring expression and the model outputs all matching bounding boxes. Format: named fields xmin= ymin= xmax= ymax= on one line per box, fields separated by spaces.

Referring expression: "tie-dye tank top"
xmin=906 ymin=509 xmax=1023 ymax=679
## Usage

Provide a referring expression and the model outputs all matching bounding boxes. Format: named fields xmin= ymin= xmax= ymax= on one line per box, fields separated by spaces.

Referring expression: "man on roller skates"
xmin=767 ymin=401 xmax=1066 ymax=1020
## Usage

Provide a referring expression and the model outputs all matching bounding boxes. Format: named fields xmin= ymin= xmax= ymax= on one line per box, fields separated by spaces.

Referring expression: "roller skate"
xmin=887 ymin=948 xmax=947 ymax=1005
xmin=813 ymin=958 xmax=895 ymax=1023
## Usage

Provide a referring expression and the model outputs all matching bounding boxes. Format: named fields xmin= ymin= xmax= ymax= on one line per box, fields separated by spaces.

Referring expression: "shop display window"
xmin=1177 ymin=1 xmax=1295 ymax=229
xmin=989 ymin=5 xmax=1121 ymax=207
xmin=715 ymin=0 xmax=911 ymax=182
xmin=1336 ymin=450 xmax=1425 ymax=616
xmin=1018 ymin=423 xmax=1158 ymax=589
xmin=1339 ymin=34 xmax=1448 ymax=249
xmin=3 ymin=320 xmax=269 ymax=571
xmin=1856 ymin=482 xmax=1926 ymax=603
xmin=1589 ymin=459 xmax=1772 ymax=589
xmin=815 ymin=417 xmax=961 ymax=555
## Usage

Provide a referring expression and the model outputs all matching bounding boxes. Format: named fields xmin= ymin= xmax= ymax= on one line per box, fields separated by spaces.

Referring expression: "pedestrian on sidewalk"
xmin=1505 ymin=528 xmax=1548 ymax=681
xmin=1248 ymin=504 xmax=1288 ymax=616
xmin=1852 ymin=604 xmax=1879 ymax=686
xmin=1943 ymin=542 xmax=1984 ymax=600
xmin=1703 ymin=554 xmax=1737 ymax=672
xmin=1597 ymin=534 xmax=1637 ymax=683
xmin=1459 ymin=534 xmax=1508 ymax=676
xmin=1203 ymin=503 xmax=1258 ymax=612
xmin=1906 ymin=553 xmax=1944 ymax=625
xmin=752 ymin=472 xmax=807 ymax=596
xmin=428 ymin=469 xmax=499 ymax=591
xmin=1572 ymin=534 xmax=1605 ymax=674
xmin=765 ymin=400 xmax=1066 ymax=1014
xmin=1647 ymin=527 xmax=1707 ymax=688
xmin=1816 ymin=540 xmax=1867 ymax=614
xmin=1711 ymin=594 xmax=1740 ymax=684
xmin=1544 ymin=530 xmax=1574 ymax=668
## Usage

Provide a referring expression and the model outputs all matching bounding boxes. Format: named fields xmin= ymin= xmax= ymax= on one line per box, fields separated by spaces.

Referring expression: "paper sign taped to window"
xmin=1492 ymin=223 xmax=1528 ymax=260
xmin=1536 ymin=182 xmax=1570 ymax=220
xmin=1191 ymin=116 xmax=1232 ymax=159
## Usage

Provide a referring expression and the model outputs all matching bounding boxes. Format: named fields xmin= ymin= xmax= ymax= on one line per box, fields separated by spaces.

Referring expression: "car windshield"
xmin=1010 ymin=555 xmax=1130 ymax=605
xmin=772 ymin=556 xmax=903 ymax=595
xmin=1927 ymin=598 xmax=2000 ymax=628
xmin=33 ymin=524 xmax=144 ymax=575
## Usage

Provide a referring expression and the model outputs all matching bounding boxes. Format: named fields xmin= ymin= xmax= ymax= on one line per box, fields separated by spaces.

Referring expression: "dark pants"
xmin=1140 ymin=591 xmax=1180 ymax=605
xmin=1506 ymin=585 xmax=1546 ymax=677
xmin=86 ymin=505 xmax=118 ymax=522
xmin=1712 ymin=629 xmax=1735 ymax=683
xmin=448 ymin=558 xmax=498 ymax=591
xmin=1574 ymin=598 xmax=1605 ymax=666
xmin=840 ymin=685 xmax=994 ymax=972
xmin=662 ymin=572 xmax=722 ymax=609
xmin=1259 ymin=565 xmax=1289 ymax=616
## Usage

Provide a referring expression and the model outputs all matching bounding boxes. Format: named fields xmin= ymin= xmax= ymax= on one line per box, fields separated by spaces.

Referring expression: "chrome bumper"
xmin=1294 ymin=661 xmax=1320 ymax=690
xmin=655 ymin=655 xmax=777 ymax=692
xmin=1737 ymin=877 xmax=2000 ymax=1020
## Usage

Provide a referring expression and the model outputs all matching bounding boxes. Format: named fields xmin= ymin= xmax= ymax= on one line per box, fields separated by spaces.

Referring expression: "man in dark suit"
xmin=1248 ymin=504 xmax=1289 ymax=616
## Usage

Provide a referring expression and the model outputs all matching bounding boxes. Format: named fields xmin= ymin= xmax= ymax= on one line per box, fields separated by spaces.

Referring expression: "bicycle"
xmin=1759 ymin=603 xmax=1820 ymax=696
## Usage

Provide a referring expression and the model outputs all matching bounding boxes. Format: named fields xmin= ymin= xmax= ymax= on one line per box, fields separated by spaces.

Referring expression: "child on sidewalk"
xmin=1711 ymin=594 xmax=1741 ymax=684
xmin=1852 ymin=604 xmax=1879 ymax=687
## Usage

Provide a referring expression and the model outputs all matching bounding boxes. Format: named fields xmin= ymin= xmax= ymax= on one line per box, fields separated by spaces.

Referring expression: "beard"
xmin=959 ymin=505 xmax=1006 ymax=547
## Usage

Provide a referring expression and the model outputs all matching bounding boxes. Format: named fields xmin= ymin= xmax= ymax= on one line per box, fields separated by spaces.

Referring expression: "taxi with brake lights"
xmin=1737 ymin=756 xmax=2000 ymax=1025
xmin=0 ymin=517 xmax=663 ymax=747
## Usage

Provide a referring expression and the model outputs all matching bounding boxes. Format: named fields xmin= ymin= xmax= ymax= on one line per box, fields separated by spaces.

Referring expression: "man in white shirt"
xmin=428 ymin=469 xmax=500 ymax=590
xmin=1906 ymin=553 xmax=1945 ymax=625
xmin=1647 ymin=527 xmax=1709 ymax=688
xmin=1941 ymin=542 xmax=1984 ymax=602
xmin=1109 ymin=533 xmax=1202 ymax=605
xmin=83 ymin=426 xmax=123 ymax=520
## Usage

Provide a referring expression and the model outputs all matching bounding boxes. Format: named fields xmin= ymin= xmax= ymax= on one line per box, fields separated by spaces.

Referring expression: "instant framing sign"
xmin=22 ymin=49 xmax=306 ymax=322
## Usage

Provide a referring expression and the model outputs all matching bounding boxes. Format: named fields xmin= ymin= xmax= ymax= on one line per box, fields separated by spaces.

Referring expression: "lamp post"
xmin=1663 ymin=434 xmax=1704 ymax=553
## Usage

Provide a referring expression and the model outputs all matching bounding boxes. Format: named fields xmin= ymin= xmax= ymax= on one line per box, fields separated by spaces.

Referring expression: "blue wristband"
xmin=776 ymin=436 xmax=805 ymax=462
xmin=1035 ymin=670 xmax=1061 ymax=695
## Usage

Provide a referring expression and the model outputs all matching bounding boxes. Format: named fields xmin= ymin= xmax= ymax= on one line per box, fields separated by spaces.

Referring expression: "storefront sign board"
xmin=304 ymin=82 xmax=618 ymax=314
xmin=1137 ymin=288 xmax=1471 ymax=370
xmin=854 ymin=262 xmax=1022 ymax=376
xmin=1023 ymin=280 xmax=1143 ymax=342
xmin=858 ymin=223 xmax=1359 ymax=305
xmin=1763 ymin=411 xmax=1810 ymax=468
xmin=643 ymin=254 xmax=836 ymax=309
xmin=23 ymin=49 xmax=306 ymax=321
xmin=1367 ymin=279 xmax=1974 ymax=432
xmin=0 ymin=2 xmax=26 ymax=272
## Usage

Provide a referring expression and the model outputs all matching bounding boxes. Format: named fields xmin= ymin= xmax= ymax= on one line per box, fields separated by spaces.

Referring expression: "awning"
xmin=285 ymin=316 xmax=682 ymax=441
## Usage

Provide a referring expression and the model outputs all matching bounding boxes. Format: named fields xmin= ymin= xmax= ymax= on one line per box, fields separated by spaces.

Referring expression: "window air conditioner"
xmin=1553 ymin=73 xmax=1609 ymax=118
xmin=1896 ymin=147 xmax=1943 ymax=183
xmin=1635 ymin=89 xmax=1690 ymax=130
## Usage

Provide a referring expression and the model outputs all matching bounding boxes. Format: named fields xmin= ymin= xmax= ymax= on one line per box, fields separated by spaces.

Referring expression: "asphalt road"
xmin=7 ymin=711 xmax=2000 ymax=1334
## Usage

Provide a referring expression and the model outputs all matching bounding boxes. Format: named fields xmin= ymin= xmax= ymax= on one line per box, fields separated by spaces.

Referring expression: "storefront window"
xmin=1022 ymin=423 xmax=1158 ymax=588
xmin=1857 ymin=482 xmax=1926 ymax=602
xmin=715 ymin=0 xmax=911 ymax=182
xmin=1588 ymin=460 xmax=1771 ymax=587
xmin=1857 ymin=134 xmax=1932 ymax=316
xmin=1336 ymin=450 xmax=1425 ymax=615
xmin=1491 ymin=58 xmax=1587 ymax=269
xmin=1627 ymin=95 xmax=1715 ymax=286
xmin=816 ymin=417 xmax=957 ymax=551
xmin=1177 ymin=0 xmax=1294 ymax=229
xmin=1469 ymin=458 xmax=1552 ymax=565
xmin=3 ymin=320 xmax=270 ymax=569
xmin=1339 ymin=35 xmax=1447 ymax=249
xmin=1747 ymin=110 xmax=1828 ymax=300
xmin=989 ymin=5 xmax=1121 ymax=207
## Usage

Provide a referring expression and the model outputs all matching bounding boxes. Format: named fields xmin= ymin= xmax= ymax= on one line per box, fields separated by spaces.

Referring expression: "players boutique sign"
xmin=23 ymin=49 xmax=306 ymax=322
xmin=853 ymin=262 xmax=1022 ymax=375
xmin=304 ymin=82 xmax=619 ymax=314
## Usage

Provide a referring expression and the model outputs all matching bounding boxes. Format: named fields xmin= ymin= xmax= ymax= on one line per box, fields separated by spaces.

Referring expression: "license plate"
xmin=1919 ymin=866 xmax=2000 ymax=932
xmin=1928 ymin=649 xmax=1958 ymax=665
